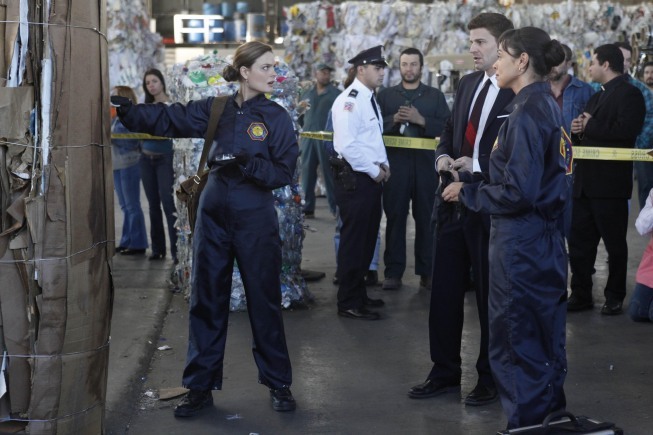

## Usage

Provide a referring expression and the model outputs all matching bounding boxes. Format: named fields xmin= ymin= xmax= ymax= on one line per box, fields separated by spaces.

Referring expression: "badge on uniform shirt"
xmin=348 ymin=89 xmax=358 ymax=98
xmin=247 ymin=122 xmax=268 ymax=141
xmin=344 ymin=102 xmax=354 ymax=112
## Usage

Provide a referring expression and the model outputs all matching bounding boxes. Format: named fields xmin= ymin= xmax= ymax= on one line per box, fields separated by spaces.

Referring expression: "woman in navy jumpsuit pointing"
xmin=442 ymin=28 xmax=569 ymax=429
xmin=114 ymin=42 xmax=298 ymax=417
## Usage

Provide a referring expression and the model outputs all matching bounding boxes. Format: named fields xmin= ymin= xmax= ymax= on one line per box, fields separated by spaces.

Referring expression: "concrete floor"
xmin=106 ymin=195 xmax=653 ymax=435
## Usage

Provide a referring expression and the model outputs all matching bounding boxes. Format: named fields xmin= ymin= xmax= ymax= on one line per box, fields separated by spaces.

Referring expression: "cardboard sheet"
xmin=0 ymin=86 xmax=33 ymax=139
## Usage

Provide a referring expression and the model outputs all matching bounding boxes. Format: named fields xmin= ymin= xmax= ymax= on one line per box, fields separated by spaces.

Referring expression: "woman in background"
xmin=140 ymin=68 xmax=178 ymax=261
xmin=111 ymin=86 xmax=148 ymax=255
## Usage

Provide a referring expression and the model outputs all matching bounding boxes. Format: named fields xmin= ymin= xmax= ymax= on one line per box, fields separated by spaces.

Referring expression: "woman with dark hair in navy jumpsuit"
xmin=114 ymin=42 xmax=298 ymax=417
xmin=442 ymin=27 xmax=569 ymax=429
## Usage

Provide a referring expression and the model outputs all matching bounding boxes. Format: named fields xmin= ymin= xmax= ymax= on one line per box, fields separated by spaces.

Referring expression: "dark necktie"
xmin=461 ymin=79 xmax=491 ymax=157
xmin=371 ymin=94 xmax=380 ymax=120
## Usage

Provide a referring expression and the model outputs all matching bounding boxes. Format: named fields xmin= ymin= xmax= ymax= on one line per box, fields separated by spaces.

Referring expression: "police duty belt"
xmin=112 ymin=132 xmax=653 ymax=161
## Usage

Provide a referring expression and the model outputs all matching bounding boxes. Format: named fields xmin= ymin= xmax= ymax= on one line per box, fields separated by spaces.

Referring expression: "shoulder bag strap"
xmin=197 ymin=95 xmax=229 ymax=177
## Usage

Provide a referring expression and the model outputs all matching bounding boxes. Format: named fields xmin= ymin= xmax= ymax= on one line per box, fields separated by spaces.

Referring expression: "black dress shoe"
xmin=363 ymin=296 xmax=385 ymax=307
xmin=120 ymin=248 xmax=146 ymax=256
xmin=174 ymin=389 xmax=213 ymax=418
xmin=149 ymin=253 xmax=165 ymax=261
xmin=408 ymin=378 xmax=460 ymax=399
xmin=270 ymin=387 xmax=296 ymax=412
xmin=464 ymin=383 xmax=498 ymax=406
xmin=364 ymin=270 xmax=379 ymax=286
xmin=116 ymin=246 xmax=127 ymax=253
xmin=337 ymin=307 xmax=380 ymax=320
xmin=567 ymin=295 xmax=593 ymax=312
xmin=601 ymin=300 xmax=623 ymax=315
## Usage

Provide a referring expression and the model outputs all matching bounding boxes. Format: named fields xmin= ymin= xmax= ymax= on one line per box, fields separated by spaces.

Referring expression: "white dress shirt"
xmin=331 ymin=78 xmax=389 ymax=179
xmin=469 ymin=73 xmax=500 ymax=173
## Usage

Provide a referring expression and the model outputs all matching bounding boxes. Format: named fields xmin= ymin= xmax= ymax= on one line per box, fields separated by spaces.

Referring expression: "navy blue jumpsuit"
xmin=459 ymin=82 xmax=569 ymax=428
xmin=120 ymin=93 xmax=298 ymax=391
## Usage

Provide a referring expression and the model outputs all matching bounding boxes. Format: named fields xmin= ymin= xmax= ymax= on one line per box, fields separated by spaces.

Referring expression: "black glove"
xmin=234 ymin=152 xmax=251 ymax=167
xmin=110 ymin=95 xmax=132 ymax=116
xmin=213 ymin=157 xmax=238 ymax=168
xmin=438 ymin=169 xmax=455 ymax=190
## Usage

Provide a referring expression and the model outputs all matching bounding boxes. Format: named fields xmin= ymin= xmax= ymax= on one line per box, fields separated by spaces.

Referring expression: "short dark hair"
xmin=644 ymin=61 xmax=653 ymax=69
xmin=613 ymin=41 xmax=632 ymax=54
xmin=594 ymin=44 xmax=624 ymax=74
xmin=468 ymin=13 xmax=514 ymax=42
xmin=142 ymin=68 xmax=167 ymax=104
xmin=498 ymin=27 xmax=565 ymax=77
xmin=399 ymin=48 xmax=423 ymax=67
xmin=561 ymin=44 xmax=573 ymax=62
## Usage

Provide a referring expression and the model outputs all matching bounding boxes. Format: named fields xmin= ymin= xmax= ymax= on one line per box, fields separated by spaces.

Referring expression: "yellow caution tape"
xmin=573 ymin=147 xmax=653 ymax=162
xmin=300 ymin=131 xmax=439 ymax=150
xmin=383 ymin=136 xmax=439 ymax=150
xmin=111 ymin=133 xmax=170 ymax=140
xmin=299 ymin=131 xmax=332 ymax=141
xmin=115 ymin=130 xmax=653 ymax=161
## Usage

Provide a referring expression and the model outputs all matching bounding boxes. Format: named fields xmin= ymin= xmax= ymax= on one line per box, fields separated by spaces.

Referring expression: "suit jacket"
xmin=435 ymin=71 xmax=515 ymax=183
xmin=572 ymin=74 xmax=646 ymax=199
xmin=435 ymin=71 xmax=515 ymax=184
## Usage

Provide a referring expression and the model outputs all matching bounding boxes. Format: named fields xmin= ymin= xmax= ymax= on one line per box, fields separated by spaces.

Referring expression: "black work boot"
xmin=270 ymin=387 xmax=296 ymax=412
xmin=174 ymin=389 xmax=213 ymax=418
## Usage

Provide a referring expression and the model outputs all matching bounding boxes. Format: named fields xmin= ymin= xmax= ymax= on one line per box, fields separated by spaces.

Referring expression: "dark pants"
xmin=428 ymin=209 xmax=493 ymax=388
xmin=335 ymin=172 xmax=383 ymax=310
xmin=635 ymin=161 xmax=653 ymax=210
xmin=382 ymin=148 xmax=436 ymax=279
xmin=568 ymin=196 xmax=629 ymax=304
xmin=301 ymin=138 xmax=336 ymax=215
xmin=182 ymin=171 xmax=292 ymax=390
xmin=629 ymin=282 xmax=653 ymax=322
xmin=140 ymin=152 xmax=178 ymax=259
xmin=489 ymin=215 xmax=567 ymax=429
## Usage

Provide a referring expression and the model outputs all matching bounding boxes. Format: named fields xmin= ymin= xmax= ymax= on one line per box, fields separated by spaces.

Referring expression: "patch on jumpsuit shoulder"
xmin=560 ymin=127 xmax=574 ymax=175
xmin=344 ymin=102 xmax=355 ymax=112
xmin=247 ymin=122 xmax=268 ymax=141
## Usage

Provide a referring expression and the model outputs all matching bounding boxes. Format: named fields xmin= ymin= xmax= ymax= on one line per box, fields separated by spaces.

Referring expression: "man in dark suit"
xmin=567 ymin=44 xmax=646 ymax=315
xmin=408 ymin=13 xmax=514 ymax=406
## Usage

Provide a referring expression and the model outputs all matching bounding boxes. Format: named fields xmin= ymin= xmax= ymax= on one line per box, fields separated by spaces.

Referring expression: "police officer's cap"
xmin=348 ymin=45 xmax=388 ymax=67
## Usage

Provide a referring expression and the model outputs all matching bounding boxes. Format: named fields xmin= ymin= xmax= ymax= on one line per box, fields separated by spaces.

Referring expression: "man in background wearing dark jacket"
xmin=568 ymin=44 xmax=646 ymax=315
xmin=377 ymin=48 xmax=450 ymax=291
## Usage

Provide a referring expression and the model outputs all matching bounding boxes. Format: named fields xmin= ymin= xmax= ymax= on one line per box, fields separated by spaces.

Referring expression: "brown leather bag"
xmin=176 ymin=96 xmax=228 ymax=234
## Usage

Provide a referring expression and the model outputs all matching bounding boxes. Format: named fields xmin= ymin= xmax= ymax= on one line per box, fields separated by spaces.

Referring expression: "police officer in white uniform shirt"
xmin=331 ymin=45 xmax=390 ymax=320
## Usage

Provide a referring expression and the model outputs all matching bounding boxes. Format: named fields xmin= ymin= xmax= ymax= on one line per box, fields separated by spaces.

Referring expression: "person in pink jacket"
xmin=631 ymin=188 xmax=653 ymax=322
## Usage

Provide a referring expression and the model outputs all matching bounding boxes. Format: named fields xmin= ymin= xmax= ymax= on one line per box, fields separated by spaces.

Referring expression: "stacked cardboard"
xmin=1 ymin=1 xmax=112 ymax=433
